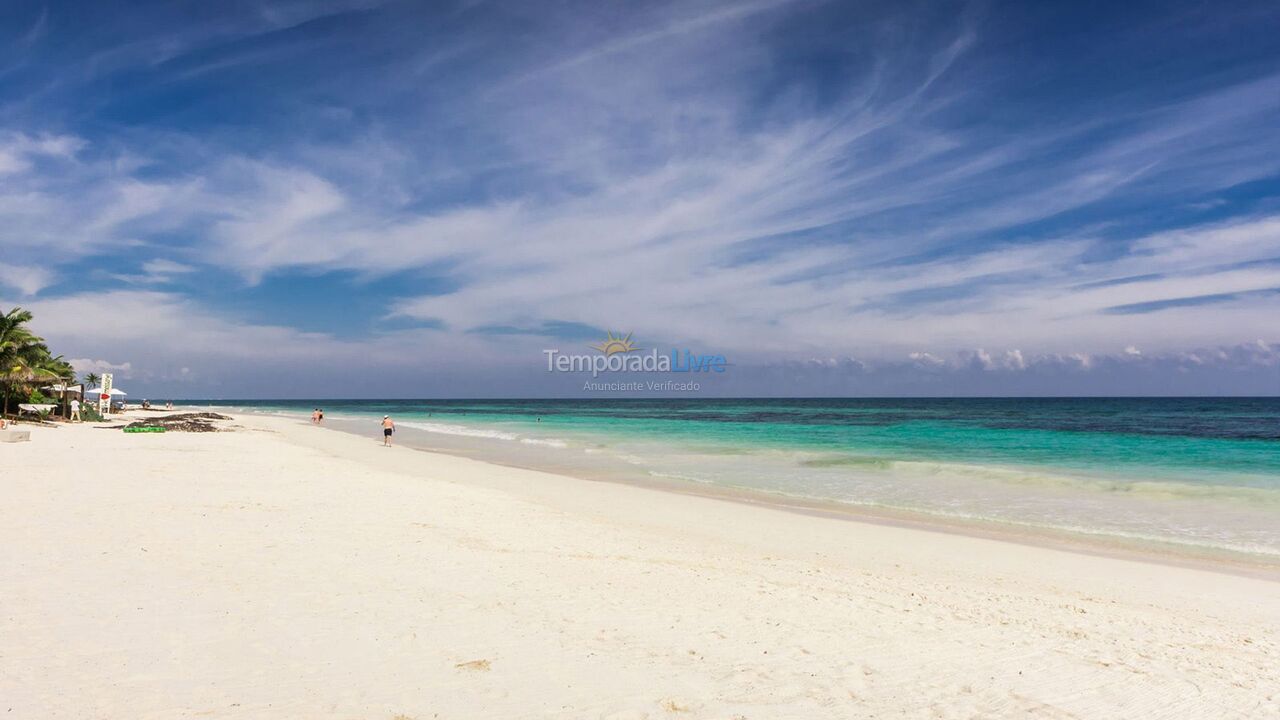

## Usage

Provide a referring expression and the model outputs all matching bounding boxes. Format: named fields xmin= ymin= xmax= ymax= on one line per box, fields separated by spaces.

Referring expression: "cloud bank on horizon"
xmin=1 ymin=0 xmax=1278 ymax=397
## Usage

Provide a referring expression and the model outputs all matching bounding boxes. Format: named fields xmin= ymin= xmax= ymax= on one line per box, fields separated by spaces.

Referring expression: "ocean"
xmin=196 ymin=398 xmax=1280 ymax=560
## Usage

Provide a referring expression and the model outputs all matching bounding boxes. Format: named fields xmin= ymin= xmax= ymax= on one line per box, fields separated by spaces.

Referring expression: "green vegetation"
xmin=1 ymin=307 xmax=77 ymax=420
xmin=80 ymin=402 xmax=104 ymax=422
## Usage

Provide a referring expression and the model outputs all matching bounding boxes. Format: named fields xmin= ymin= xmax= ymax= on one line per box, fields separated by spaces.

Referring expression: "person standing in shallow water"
xmin=381 ymin=415 xmax=395 ymax=446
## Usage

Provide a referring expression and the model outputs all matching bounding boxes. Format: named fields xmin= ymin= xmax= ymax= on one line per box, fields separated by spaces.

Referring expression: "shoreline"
xmin=4 ymin=409 xmax=1279 ymax=717
xmin=274 ymin=407 xmax=1280 ymax=581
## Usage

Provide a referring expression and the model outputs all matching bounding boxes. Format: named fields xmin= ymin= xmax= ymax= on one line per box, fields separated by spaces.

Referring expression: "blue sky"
xmin=1 ymin=0 xmax=1279 ymax=397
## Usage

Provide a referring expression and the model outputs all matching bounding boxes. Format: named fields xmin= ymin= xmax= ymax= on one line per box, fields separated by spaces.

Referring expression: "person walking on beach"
xmin=69 ymin=398 xmax=81 ymax=422
xmin=317 ymin=408 xmax=324 ymax=423
xmin=381 ymin=415 xmax=395 ymax=446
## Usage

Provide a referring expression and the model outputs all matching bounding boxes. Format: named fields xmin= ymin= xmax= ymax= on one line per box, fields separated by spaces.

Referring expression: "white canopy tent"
xmin=85 ymin=387 xmax=128 ymax=411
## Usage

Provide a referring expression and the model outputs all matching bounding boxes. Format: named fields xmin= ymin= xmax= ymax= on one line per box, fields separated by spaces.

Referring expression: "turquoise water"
xmin=198 ymin=398 xmax=1280 ymax=558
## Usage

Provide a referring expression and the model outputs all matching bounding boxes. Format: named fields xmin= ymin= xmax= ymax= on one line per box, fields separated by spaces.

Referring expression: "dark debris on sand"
xmin=124 ymin=412 xmax=233 ymax=433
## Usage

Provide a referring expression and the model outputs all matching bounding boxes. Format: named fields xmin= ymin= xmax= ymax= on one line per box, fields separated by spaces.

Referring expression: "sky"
xmin=1 ymin=0 xmax=1279 ymax=398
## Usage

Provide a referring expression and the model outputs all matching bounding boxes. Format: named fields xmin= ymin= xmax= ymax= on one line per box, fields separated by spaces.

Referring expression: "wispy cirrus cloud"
xmin=0 ymin=0 xmax=1278 ymax=395
xmin=0 ymin=131 xmax=82 ymax=175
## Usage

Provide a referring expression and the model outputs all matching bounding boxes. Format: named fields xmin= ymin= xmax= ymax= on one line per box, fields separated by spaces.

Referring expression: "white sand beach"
xmin=3 ymin=411 xmax=1278 ymax=719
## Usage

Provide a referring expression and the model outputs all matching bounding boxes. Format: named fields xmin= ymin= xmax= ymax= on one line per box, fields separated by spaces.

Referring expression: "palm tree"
xmin=1 ymin=307 xmax=37 ymax=416
xmin=0 ymin=307 xmax=37 ymax=356
xmin=1 ymin=307 xmax=72 ymax=417
xmin=80 ymin=371 xmax=101 ymax=418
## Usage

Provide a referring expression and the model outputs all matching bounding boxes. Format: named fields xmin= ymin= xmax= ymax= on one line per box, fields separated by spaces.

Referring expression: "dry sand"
xmin=2 ymin=411 xmax=1278 ymax=719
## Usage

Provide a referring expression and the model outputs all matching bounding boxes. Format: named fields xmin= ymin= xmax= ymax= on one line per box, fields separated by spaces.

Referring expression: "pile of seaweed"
xmin=123 ymin=412 xmax=232 ymax=433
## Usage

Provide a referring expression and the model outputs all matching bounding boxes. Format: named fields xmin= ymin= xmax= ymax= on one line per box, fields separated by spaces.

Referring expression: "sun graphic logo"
xmin=591 ymin=331 xmax=640 ymax=356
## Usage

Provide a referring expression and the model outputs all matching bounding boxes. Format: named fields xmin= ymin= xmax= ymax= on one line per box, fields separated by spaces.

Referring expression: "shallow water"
xmin=199 ymin=398 xmax=1280 ymax=558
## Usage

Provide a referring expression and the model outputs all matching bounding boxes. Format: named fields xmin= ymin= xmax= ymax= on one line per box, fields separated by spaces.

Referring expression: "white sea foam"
xmin=394 ymin=420 xmax=570 ymax=449
xmin=396 ymin=421 xmax=520 ymax=441
xmin=520 ymin=437 xmax=569 ymax=448
xmin=648 ymin=470 xmax=716 ymax=485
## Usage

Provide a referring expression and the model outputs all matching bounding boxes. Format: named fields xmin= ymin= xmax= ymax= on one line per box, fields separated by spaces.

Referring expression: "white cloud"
xmin=2 ymin=2 xmax=1279 ymax=395
xmin=112 ymin=258 xmax=199 ymax=285
xmin=141 ymin=259 xmax=195 ymax=275
xmin=0 ymin=132 xmax=82 ymax=176
xmin=0 ymin=263 xmax=56 ymax=296
xmin=69 ymin=358 xmax=134 ymax=379
xmin=9 ymin=289 xmax=552 ymax=395
xmin=11 ymin=286 xmax=1278 ymax=396
xmin=908 ymin=352 xmax=946 ymax=368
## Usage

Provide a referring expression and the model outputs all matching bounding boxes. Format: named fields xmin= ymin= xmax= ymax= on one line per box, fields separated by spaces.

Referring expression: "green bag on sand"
xmin=123 ymin=426 xmax=166 ymax=433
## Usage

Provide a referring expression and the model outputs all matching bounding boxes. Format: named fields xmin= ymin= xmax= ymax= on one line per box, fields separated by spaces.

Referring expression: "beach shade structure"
xmin=40 ymin=383 xmax=83 ymax=419
xmin=85 ymin=386 xmax=127 ymax=408
xmin=18 ymin=403 xmax=57 ymax=418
